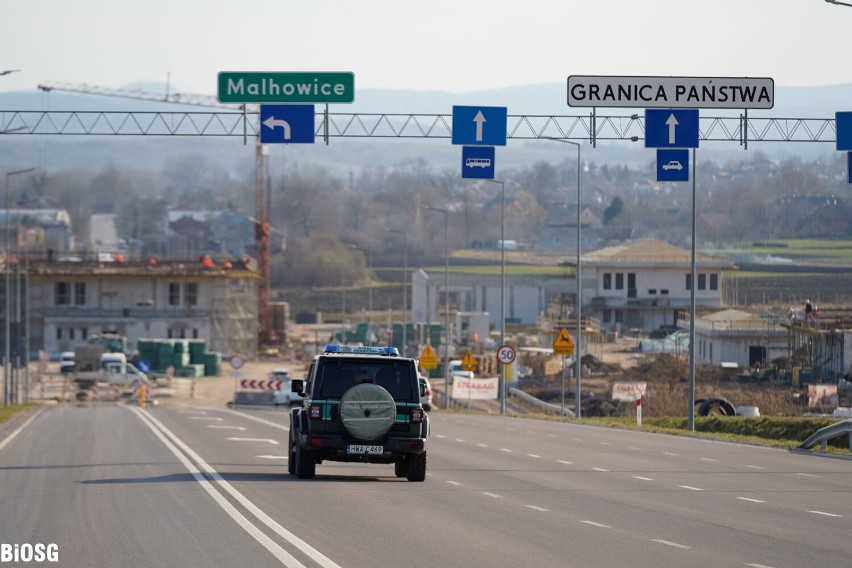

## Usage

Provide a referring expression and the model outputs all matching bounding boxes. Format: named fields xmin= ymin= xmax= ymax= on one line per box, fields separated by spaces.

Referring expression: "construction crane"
xmin=36 ymin=81 xmax=276 ymax=346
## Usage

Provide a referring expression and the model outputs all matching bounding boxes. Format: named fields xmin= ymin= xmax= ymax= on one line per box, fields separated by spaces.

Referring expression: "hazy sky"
xmin=3 ymin=0 xmax=852 ymax=96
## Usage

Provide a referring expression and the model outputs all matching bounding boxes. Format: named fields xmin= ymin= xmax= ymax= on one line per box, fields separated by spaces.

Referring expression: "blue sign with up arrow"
xmin=837 ymin=112 xmax=852 ymax=151
xmin=260 ymin=104 xmax=315 ymax=144
xmin=452 ymin=106 xmax=507 ymax=146
xmin=645 ymin=109 xmax=699 ymax=149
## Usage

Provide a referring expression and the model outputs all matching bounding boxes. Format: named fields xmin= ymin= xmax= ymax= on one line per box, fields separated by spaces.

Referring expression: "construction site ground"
xmin=27 ymin=324 xmax=644 ymax=413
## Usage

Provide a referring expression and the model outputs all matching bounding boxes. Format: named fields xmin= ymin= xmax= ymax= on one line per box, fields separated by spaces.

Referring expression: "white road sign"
xmin=567 ymin=75 xmax=774 ymax=109
xmin=496 ymin=345 xmax=516 ymax=365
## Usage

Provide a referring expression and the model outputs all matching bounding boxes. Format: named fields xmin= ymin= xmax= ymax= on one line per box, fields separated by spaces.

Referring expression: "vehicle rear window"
xmin=318 ymin=359 xmax=414 ymax=400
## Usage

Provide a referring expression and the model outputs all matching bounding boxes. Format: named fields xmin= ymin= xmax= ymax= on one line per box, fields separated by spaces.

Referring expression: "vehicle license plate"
xmin=347 ymin=445 xmax=383 ymax=455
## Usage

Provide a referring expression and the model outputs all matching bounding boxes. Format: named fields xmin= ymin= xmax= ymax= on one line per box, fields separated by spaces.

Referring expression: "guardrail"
xmin=798 ymin=419 xmax=852 ymax=451
xmin=509 ymin=387 xmax=575 ymax=418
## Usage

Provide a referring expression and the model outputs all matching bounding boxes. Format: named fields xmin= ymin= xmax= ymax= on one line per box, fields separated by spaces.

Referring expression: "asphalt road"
xmin=2 ymin=401 xmax=851 ymax=568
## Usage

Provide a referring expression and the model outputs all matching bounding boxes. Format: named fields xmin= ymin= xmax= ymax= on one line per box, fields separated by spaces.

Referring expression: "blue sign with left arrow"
xmin=645 ymin=109 xmax=699 ymax=149
xmin=260 ymin=104 xmax=315 ymax=144
xmin=452 ymin=105 xmax=507 ymax=146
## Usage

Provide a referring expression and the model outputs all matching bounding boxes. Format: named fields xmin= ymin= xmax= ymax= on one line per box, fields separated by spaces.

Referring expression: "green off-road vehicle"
xmin=289 ymin=345 xmax=430 ymax=481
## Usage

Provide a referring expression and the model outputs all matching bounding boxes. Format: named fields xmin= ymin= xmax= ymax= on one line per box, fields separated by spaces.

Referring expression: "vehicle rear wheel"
xmin=294 ymin=445 xmax=316 ymax=479
xmin=394 ymin=459 xmax=407 ymax=478
xmin=288 ymin=439 xmax=296 ymax=475
xmin=406 ymin=451 xmax=426 ymax=482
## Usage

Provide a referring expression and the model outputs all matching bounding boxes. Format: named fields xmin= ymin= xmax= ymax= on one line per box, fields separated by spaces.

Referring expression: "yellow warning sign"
xmin=461 ymin=350 xmax=477 ymax=372
xmin=419 ymin=344 xmax=438 ymax=369
xmin=552 ymin=327 xmax=575 ymax=355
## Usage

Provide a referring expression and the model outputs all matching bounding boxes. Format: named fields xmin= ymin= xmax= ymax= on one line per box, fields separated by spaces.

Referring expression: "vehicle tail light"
xmin=309 ymin=404 xmax=322 ymax=420
xmin=410 ymin=408 xmax=425 ymax=423
xmin=310 ymin=437 xmax=323 ymax=447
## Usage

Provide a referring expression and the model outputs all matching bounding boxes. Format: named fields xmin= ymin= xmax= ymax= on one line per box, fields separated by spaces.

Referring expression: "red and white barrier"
xmin=239 ymin=379 xmax=283 ymax=391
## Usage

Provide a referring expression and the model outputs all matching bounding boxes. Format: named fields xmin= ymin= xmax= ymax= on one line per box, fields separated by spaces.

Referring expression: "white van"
xmin=100 ymin=353 xmax=147 ymax=385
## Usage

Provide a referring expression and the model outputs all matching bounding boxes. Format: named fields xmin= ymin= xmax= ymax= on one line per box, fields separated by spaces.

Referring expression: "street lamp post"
xmin=389 ymin=229 xmax=408 ymax=354
xmin=425 ymin=206 xmax=449 ymax=408
xmin=485 ymin=179 xmax=507 ymax=414
xmin=548 ymin=139 xmax=583 ymax=418
xmin=4 ymin=167 xmax=40 ymax=406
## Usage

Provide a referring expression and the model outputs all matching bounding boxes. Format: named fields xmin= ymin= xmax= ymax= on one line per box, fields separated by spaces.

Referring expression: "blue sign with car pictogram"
xmin=657 ymin=149 xmax=689 ymax=182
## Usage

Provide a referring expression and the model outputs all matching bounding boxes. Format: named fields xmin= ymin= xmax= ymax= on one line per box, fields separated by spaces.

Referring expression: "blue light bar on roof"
xmin=323 ymin=345 xmax=399 ymax=356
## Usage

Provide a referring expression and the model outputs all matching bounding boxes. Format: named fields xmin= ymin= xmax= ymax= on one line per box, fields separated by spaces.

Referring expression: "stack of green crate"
xmin=135 ymin=338 xmax=222 ymax=377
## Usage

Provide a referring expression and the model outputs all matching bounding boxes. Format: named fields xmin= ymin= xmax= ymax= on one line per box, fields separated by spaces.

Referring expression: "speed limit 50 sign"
xmin=496 ymin=345 xmax=516 ymax=365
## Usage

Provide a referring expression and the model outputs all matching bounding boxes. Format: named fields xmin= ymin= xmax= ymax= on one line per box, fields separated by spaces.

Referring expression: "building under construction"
xmin=2 ymin=255 xmax=261 ymax=359
xmin=782 ymin=307 xmax=852 ymax=383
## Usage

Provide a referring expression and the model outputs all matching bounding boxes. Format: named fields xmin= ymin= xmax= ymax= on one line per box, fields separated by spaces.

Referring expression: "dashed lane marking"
xmin=737 ymin=497 xmax=765 ymax=503
xmin=525 ymin=505 xmax=549 ymax=512
xmin=580 ymin=520 xmax=610 ymax=528
xmin=651 ymin=539 xmax=691 ymax=550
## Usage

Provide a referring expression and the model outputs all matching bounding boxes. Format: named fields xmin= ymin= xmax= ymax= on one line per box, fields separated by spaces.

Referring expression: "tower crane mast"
xmin=36 ymin=81 xmax=275 ymax=347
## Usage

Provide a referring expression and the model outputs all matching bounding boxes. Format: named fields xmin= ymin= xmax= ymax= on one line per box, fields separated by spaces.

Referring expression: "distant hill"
xmin=2 ymin=82 xmax=850 ymax=175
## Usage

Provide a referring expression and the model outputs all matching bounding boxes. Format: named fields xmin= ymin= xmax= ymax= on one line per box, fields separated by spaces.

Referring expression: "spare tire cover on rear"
xmin=339 ymin=383 xmax=396 ymax=441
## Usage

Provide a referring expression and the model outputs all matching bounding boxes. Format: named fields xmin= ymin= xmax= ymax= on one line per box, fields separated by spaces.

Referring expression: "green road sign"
xmin=217 ymin=72 xmax=355 ymax=104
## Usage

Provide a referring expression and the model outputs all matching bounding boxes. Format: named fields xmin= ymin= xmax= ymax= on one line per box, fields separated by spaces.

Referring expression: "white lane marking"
xmin=600 ymin=442 xmax=612 ymax=446
xmin=526 ymin=454 xmax=541 ymax=458
xmin=746 ymin=564 xmax=776 ymax=568
xmin=130 ymin=407 xmax=342 ymax=568
xmin=548 ymin=434 xmax=557 ymax=438
xmin=0 ymin=408 xmax=45 ymax=453
xmin=476 ymin=443 xmax=488 ymax=447
xmin=481 ymin=492 xmax=501 ymax=498
xmin=227 ymin=438 xmax=280 ymax=445
xmin=580 ymin=520 xmax=610 ymax=528
xmin=633 ymin=476 xmax=654 ymax=481
xmin=130 ymin=408 xmax=316 ymax=567
xmin=525 ymin=505 xmax=549 ymax=512
xmin=525 ymin=430 xmax=535 ymax=434
xmin=500 ymin=448 xmax=513 ymax=452
xmin=737 ymin=497 xmax=765 ymax=503
xmin=557 ymin=460 xmax=573 ymax=465
xmin=190 ymin=416 xmax=223 ymax=421
xmin=206 ymin=425 xmax=247 ymax=431
xmin=679 ymin=485 xmax=704 ymax=491
xmin=745 ymin=465 xmax=764 ymax=470
xmin=701 ymin=458 xmax=717 ymax=462
xmin=651 ymin=539 xmax=691 ymax=550
xmin=628 ymin=446 xmax=642 ymax=451
xmin=808 ymin=510 xmax=842 ymax=518
xmin=178 ymin=410 xmax=207 ymax=414
xmin=446 ymin=481 xmax=463 ymax=487
xmin=592 ymin=467 xmax=609 ymax=472
xmin=572 ymin=438 xmax=583 ymax=442
xmin=455 ymin=439 xmax=466 ymax=443
xmin=436 ymin=434 xmax=447 ymax=438
xmin=256 ymin=455 xmax=288 ymax=460
xmin=797 ymin=473 xmax=819 ymax=478
xmin=221 ymin=408 xmax=290 ymax=431
xmin=663 ymin=452 xmax=678 ymax=456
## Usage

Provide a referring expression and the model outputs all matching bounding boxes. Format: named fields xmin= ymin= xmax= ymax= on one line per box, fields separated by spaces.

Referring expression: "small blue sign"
xmin=259 ymin=104 xmax=315 ymax=144
xmin=657 ymin=149 xmax=689 ymax=182
xmin=452 ymin=105 xmax=507 ymax=146
xmin=645 ymin=109 xmax=699 ymax=148
xmin=461 ymin=146 xmax=496 ymax=179
xmin=837 ymin=112 xmax=852 ymax=151
xmin=136 ymin=360 xmax=151 ymax=373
